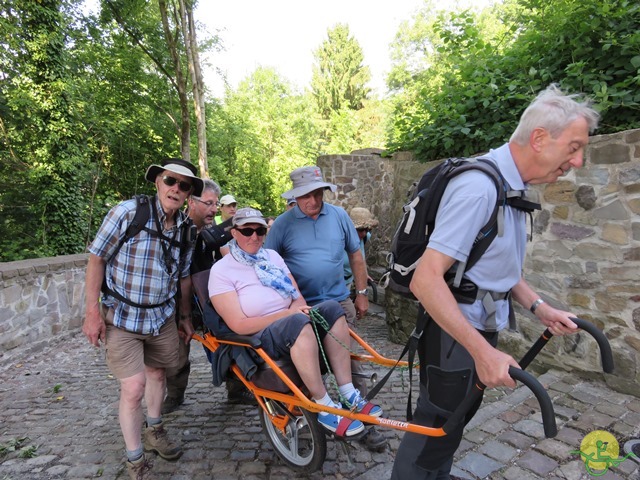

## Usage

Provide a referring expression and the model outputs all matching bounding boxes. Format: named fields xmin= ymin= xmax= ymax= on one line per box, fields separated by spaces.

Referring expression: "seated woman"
xmin=209 ymin=207 xmax=382 ymax=438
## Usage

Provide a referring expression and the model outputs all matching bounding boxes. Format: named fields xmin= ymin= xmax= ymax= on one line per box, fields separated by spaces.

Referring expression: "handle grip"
xmin=443 ymin=367 xmax=557 ymax=438
xmin=508 ymin=366 xmax=557 ymax=438
xmin=570 ymin=318 xmax=614 ymax=373
xmin=519 ymin=317 xmax=614 ymax=373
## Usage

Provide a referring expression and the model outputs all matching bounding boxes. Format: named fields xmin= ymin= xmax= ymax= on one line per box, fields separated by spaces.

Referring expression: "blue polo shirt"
xmin=265 ymin=203 xmax=360 ymax=304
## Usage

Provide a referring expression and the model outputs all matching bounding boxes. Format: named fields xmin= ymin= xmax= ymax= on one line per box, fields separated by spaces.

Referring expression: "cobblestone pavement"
xmin=1 ymin=304 xmax=639 ymax=480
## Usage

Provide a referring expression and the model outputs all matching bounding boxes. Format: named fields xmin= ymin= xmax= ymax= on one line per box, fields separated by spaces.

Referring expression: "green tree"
xmin=310 ymin=24 xmax=388 ymax=154
xmin=0 ymin=0 xmax=200 ymax=260
xmin=0 ymin=0 xmax=93 ymax=259
xmin=311 ymin=24 xmax=371 ymax=119
xmin=386 ymin=0 xmax=640 ymax=161
xmin=207 ymin=68 xmax=321 ymax=215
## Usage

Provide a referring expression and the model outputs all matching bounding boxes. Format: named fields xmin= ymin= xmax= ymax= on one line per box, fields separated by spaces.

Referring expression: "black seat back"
xmin=191 ymin=269 xmax=233 ymax=335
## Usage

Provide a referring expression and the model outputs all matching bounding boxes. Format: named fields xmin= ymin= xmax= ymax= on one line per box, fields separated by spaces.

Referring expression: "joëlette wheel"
xmin=259 ymin=399 xmax=326 ymax=473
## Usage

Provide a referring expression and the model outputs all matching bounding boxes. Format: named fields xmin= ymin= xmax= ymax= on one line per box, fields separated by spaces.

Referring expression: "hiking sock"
xmin=126 ymin=446 xmax=144 ymax=462
xmin=146 ymin=416 xmax=162 ymax=427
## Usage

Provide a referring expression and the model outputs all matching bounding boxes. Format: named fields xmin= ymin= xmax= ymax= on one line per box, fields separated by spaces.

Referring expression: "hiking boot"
xmin=344 ymin=389 xmax=383 ymax=417
xmin=360 ymin=426 xmax=388 ymax=452
xmin=161 ymin=395 xmax=184 ymax=415
xmin=126 ymin=455 xmax=153 ymax=480
xmin=226 ymin=378 xmax=255 ymax=405
xmin=317 ymin=411 xmax=365 ymax=437
xmin=143 ymin=422 xmax=182 ymax=461
xmin=227 ymin=388 xmax=256 ymax=405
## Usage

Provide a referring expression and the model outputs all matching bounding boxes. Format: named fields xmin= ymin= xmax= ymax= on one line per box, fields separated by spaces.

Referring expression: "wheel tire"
xmin=259 ymin=399 xmax=326 ymax=473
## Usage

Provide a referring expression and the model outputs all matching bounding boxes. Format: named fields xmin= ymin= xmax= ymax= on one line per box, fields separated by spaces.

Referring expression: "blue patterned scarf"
xmin=228 ymin=240 xmax=300 ymax=299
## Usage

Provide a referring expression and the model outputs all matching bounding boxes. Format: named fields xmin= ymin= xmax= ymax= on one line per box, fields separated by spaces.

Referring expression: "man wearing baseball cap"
xmin=265 ymin=166 xmax=387 ymax=451
xmin=215 ymin=194 xmax=238 ymax=225
xmin=83 ymin=157 xmax=201 ymax=479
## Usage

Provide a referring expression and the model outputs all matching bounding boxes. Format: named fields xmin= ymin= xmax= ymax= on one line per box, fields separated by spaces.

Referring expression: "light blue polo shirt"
xmin=265 ymin=203 xmax=360 ymax=304
xmin=426 ymin=144 xmax=529 ymax=331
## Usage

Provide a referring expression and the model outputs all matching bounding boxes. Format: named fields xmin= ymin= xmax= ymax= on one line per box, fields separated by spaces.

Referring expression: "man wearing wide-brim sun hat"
xmin=349 ymin=207 xmax=379 ymax=231
xmin=83 ymin=156 xmax=202 ymax=479
xmin=145 ymin=157 xmax=204 ymax=197
xmin=344 ymin=207 xmax=378 ymax=291
xmin=265 ymin=166 xmax=389 ymax=452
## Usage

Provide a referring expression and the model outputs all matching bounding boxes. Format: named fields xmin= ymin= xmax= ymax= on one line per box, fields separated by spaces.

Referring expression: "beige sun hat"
xmin=281 ymin=166 xmax=337 ymax=199
xmin=350 ymin=207 xmax=379 ymax=229
xmin=145 ymin=157 xmax=204 ymax=196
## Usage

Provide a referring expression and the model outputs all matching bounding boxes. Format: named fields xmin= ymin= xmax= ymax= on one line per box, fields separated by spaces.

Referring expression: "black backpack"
xmin=373 ymin=157 xmax=541 ymax=420
xmin=384 ymin=157 xmax=540 ymax=301
xmin=101 ymin=194 xmax=196 ymax=309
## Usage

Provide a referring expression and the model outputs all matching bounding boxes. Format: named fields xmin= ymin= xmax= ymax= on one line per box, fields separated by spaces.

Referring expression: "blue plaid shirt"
xmin=89 ymin=196 xmax=193 ymax=335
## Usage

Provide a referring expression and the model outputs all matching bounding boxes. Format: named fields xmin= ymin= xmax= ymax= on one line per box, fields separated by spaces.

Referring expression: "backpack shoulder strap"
xmin=125 ymin=194 xmax=152 ymax=240
xmin=108 ymin=194 xmax=152 ymax=261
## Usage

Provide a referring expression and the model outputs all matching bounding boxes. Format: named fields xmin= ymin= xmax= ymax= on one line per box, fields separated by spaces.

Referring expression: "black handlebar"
xmin=442 ymin=367 xmax=557 ymax=438
xmin=508 ymin=367 xmax=557 ymax=438
xmin=519 ymin=317 xmax=614 ymax=373
xmin=570 ymin=318 xmax=614 ymax=373
xmin=443 ymin=317 xmax=613 ymax=438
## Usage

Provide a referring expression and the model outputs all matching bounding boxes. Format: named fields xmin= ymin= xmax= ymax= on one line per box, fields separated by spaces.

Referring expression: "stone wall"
xmin=0 ymin=254 xmax=88 ymax=358
xmin=319 ymin=131 xmax=640 ymax=397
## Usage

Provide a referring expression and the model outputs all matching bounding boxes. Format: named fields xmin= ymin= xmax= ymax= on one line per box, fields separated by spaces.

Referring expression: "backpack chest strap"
xmin=476 ymin=289 xmax=511 ymax=332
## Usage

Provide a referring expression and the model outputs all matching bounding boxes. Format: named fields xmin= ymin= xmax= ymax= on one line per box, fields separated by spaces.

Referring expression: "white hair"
xmin=510 ymin=84 xmax=600 ymax=145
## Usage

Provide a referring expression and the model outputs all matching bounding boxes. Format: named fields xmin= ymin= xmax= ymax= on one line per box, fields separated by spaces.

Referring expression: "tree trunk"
xmin=158 ymin=0 xmax=191 ymax=162
xmin=178 ymin=0 xmax=208 ymax=177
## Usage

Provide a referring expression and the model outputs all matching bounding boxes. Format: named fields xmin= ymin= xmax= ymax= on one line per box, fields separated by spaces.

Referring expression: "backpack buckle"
xmin=409 ymin=327 xmax=422 ymax=341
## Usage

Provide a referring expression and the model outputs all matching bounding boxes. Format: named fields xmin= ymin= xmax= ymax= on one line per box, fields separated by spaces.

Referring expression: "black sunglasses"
xmin=357 ymin=227 xmax=371 ymax=233
xmin=236 ymin=226 xmax=268 ymax=237
xmin=162 ymin=175 xmax=193 ymax=193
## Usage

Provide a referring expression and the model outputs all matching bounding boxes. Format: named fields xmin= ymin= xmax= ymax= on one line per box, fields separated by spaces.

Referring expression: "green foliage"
xmin=0 ymin=437 xmax=29 ymax=457
xmin=387 ymin=0 xmax=640 ymax=161
xmin=207 ymin=68 xmax=322 ymax=216
xmin=309 ymin=24 xmax=387 ymax=155
xmin=311 ymin=24 xmax=371 ymax=119
xmin=0 ymin=0 xmax=194 ymax=261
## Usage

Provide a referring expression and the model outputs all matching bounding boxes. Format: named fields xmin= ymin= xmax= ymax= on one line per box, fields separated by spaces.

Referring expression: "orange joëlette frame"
xmin=192 ymin=328 xmax=448 ymax=438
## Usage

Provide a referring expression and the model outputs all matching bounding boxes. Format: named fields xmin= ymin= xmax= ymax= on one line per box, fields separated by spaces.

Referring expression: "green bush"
xmin=387 ymin=0 xmax=640 ymax=161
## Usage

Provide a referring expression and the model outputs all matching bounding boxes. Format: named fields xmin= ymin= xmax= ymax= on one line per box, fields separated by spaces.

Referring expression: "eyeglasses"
xmin=193 ymin=198 xmax=217 ymax=208
xmin=236 ymin=226 xmax=268 ymax=237
xmin=162 ymin=175 xmax=193 ymax=193
xmin=356 ymin=227 xmax=371 ymax=233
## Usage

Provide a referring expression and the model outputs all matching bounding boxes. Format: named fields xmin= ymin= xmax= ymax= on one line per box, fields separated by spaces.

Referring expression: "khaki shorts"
xmin=102 ymin=305 xmax=179 ymax=379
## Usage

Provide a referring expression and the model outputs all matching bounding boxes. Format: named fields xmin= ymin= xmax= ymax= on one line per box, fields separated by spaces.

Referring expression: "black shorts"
xmin=258 ymin=300 xmax=345 ymax=360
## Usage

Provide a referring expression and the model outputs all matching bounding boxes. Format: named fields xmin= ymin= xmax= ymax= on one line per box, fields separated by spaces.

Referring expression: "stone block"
xmin=456 ymin=452 xmax=503 ymax=478
xmin=601 ymin=223 xmax=629 ymax=245
xmin=517 ymin=450 xmax=559 ymax=476
xmin=544 ymin=181 xmax=576 ymax=203
xmin=479 ymin=440 xmax=518 ymax=463
xmin=549 ymin=222 xmax=595 ymax=240
xmin=590 ymin=143 xmax=631 ymax=164
xmin=593 ymin=199 xmax=629 ymax=220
